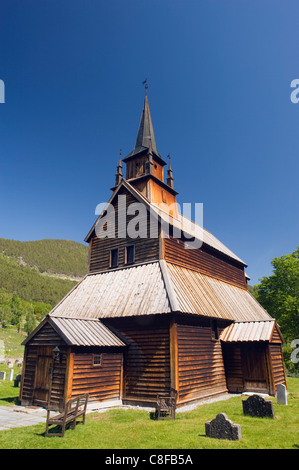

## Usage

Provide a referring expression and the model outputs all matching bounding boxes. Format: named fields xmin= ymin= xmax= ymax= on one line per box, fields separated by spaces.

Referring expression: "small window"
xmin=211 ymin=319 xmax=219 ymax=341
xmin=110 ymin=248 xmax=118 ymax=268
xmin=125 ymin=245 xmax=135 ymax=265
xmin=93 ymin=354 xmax=102 ymax=366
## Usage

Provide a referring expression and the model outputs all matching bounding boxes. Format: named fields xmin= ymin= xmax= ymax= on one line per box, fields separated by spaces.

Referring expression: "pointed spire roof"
xmin=123 ymin=95 xmax=166 ymax=166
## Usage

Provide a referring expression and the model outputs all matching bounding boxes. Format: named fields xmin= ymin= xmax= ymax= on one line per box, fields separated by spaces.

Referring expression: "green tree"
xmin=10 ymin=294 xmax=25 ymax=333
xmin=0 ymin=305 xmax=12 ymax=328
xmin=254 ymin=247 xmax=299 ymax=342
xmin=254 ymin=247 xmax=299 ymax=376
xmin=24 ymin=307 xmax=37 ymax=336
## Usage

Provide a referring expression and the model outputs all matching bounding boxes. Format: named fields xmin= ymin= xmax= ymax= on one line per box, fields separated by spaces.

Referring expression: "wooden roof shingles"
xmin=49 ymin=261 xmax=272 ymax=323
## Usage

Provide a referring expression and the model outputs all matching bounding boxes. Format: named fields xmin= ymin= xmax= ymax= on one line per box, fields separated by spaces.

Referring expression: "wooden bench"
xmin=45 ymin=393 xmax=89 ymax=437
xmin=155 ymin=388 xmax=178 ymax=420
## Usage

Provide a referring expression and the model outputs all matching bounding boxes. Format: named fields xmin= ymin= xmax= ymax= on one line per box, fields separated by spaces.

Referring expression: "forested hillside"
xmin=0 ymin=238 xmax=88 ymax=335
xmin=0 ymin=238 xmax=88 ymax=277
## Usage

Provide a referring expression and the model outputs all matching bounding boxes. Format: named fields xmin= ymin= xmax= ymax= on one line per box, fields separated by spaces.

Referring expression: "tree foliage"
xmin=253 ymin=247 xmax=299 ymax=375
xmin=253 ymin=247 xmax=299 ymax=343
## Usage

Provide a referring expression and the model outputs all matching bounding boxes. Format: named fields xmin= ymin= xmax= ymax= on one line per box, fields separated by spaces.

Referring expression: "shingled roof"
xmin=49 ymin=260 xmax=271 ymax=323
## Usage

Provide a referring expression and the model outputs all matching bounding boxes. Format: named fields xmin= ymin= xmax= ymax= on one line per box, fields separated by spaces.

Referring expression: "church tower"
xmin=117 ymin=95 xmax=179 ymax=215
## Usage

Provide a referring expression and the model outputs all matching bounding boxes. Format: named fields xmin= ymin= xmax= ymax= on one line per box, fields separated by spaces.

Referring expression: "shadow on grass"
xmin=37 ymin=421 xmax=85 ymax=438
xmin=0 ymin=396 xmax=20 ymax=406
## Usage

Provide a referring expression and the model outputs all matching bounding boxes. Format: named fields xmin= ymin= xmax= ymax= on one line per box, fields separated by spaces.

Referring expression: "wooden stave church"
xmin=19 ymin=95 xmax=286 ymax=411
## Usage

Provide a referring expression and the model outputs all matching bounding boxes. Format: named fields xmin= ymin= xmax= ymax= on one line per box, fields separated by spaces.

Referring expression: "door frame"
xmin=33 ymin=346 xmax=54 ymax=407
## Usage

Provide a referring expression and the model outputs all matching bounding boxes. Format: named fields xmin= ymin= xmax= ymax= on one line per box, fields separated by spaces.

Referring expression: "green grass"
xmin=0 ymin=377 xmax=298 ymax=449
xmin=0 ymin=326 xmax=25 ymax=359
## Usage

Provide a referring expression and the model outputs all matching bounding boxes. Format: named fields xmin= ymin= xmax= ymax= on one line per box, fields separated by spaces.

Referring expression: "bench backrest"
xmin=65 ymin=393 xmax=89 ymax=415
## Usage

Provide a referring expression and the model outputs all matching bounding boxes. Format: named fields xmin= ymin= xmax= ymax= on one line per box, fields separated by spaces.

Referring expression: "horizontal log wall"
xmin=176 ymin=319 xmax=228 ymax=404
xmin=71 ymin=350 xmax=123 ymax=402
xmin=20 ymin=345 xmax=39 ymax=404
xmin=164 ymin=236 xmax=247 ymax=289
xmin=269 ymin=343 xmax=286 ymax=391
xmin=89 ymin=188 xmax=160 ymax=273
xmin=106 ymin=317 xmax=171 ymax=404
xmin=221 ymin=343 xmax=244 ymax=393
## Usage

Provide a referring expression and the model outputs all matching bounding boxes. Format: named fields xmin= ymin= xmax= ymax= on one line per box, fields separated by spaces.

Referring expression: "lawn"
xmin=0 ymin=377 xmax=298 ymax=449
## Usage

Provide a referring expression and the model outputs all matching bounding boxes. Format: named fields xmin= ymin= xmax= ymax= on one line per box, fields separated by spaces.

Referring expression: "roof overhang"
xmin=22 ymin=315 xmax=126 ymax=347
xmin=220 ymin=320 xmax=283 ymax=343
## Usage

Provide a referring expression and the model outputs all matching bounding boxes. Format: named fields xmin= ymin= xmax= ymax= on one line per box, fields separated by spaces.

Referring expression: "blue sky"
xmin=0 ymin=0 xmax=298 ymax=285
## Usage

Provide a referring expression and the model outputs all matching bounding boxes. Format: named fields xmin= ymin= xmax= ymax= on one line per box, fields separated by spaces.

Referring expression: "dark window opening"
xmin=93 ymin=354 xmax=102 ymax=366
xmin=126 ymin=245 xmax=135 ymax=265
xmin=110 ymin=249 xmax=118 ymax=268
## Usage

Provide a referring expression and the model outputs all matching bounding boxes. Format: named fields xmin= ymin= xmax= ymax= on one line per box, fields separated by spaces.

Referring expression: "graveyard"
xmin=0 ymin=370 xmax=298 ymax=449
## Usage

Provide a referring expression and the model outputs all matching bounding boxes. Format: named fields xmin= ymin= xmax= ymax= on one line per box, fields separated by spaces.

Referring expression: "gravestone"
xmin=276 ymin=383 xmax=287 ymax=405
xmin=8 ymin=369 xmax=14 ymax=381
xmin=242 ymin=394 xmax=275 ymax=418
xmin=0 ymin=371 xmax=6 ymax=380
xmin=205 ymin=413 xmax=241 ymax=441
xmin=14 ymin=374 xmax=21 ymax=387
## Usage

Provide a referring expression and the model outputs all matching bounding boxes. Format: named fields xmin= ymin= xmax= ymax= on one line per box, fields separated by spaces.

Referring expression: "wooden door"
xmin=242 ymin=343 xmax=270 ymax=393
xmin=33 ymin=347 xmax=53 ymax=406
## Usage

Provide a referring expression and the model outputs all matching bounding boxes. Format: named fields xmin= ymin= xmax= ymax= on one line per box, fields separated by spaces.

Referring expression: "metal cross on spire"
xmin=142 ymin=78 xmax=148 ymax=95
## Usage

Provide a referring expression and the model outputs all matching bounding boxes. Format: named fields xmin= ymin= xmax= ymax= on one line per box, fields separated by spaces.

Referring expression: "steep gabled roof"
xmin=49 ymin=260 xmax=271 ymax=322
xmin=84 ymin=178 xmax=246 ymax=267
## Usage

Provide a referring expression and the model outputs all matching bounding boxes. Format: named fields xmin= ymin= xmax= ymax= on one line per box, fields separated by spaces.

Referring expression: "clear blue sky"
xmin=0 ymin=0 xmax=298 ymax=285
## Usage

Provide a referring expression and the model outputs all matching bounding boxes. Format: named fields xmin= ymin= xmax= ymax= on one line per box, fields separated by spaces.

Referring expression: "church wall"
xmin=104 ymin=316 xmax=171 ymax=406
xmin=174 ymin=316 xmax=228 ymax=404
xmin=89 ymin=187 xmax=160 ymax=274
xmin=164 ymin=235 xmax=247 ymax=289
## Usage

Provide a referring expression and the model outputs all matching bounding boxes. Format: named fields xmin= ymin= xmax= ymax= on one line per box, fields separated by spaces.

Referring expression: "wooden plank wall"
xmin=269 ymin=343 xmax=286 ymax=391
xmin=176 ymin=318 xmax=228 ymax=404
xmin=20 ymin=325 xmax=68 ymax=409
xmin=164 ymin=236 xmax=247 ymax=289
xmin=71 ymin=350 xmax=123 ymax=402
xmin=89 ymin=188 xmax=160 ymax=273
xmin=106 ymin=317 xmax=171 ymax=405
xmin=221 ymin=343 xmax=244 ymax=393
xmin=20 ymin=345 xmax=39 ymax=404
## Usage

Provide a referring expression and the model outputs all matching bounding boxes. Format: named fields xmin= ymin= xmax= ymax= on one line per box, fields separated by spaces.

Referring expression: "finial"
xmin=167 ymin=154 xmax=174 ymax=189
xmin=115 ymin=155 xmax=123 ymax=186
xmin=142 ymin=78 xmax=148 ymax=95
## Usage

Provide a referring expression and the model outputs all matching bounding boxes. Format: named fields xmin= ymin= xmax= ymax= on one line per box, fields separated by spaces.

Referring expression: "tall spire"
xmin=123 ymin=94 xmax=166 ymax=165
xmin=134 ymin=95 xmax=158 ymax=156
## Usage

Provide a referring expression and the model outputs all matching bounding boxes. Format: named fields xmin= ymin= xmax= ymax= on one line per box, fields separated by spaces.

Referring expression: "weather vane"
xmin=142 ymin=79 xmax=148 ymax=95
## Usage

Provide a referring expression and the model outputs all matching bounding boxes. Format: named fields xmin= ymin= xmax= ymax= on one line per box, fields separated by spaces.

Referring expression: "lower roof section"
xmin=166 ymin=263 xmax=272 ymax=322
xmin=22 ymin=315 xmax=126 ymax=347
xmin=220 ymin=320 xmax=277 ymax=343
xmin=49 ymin=261 xmax=272 ymax=323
